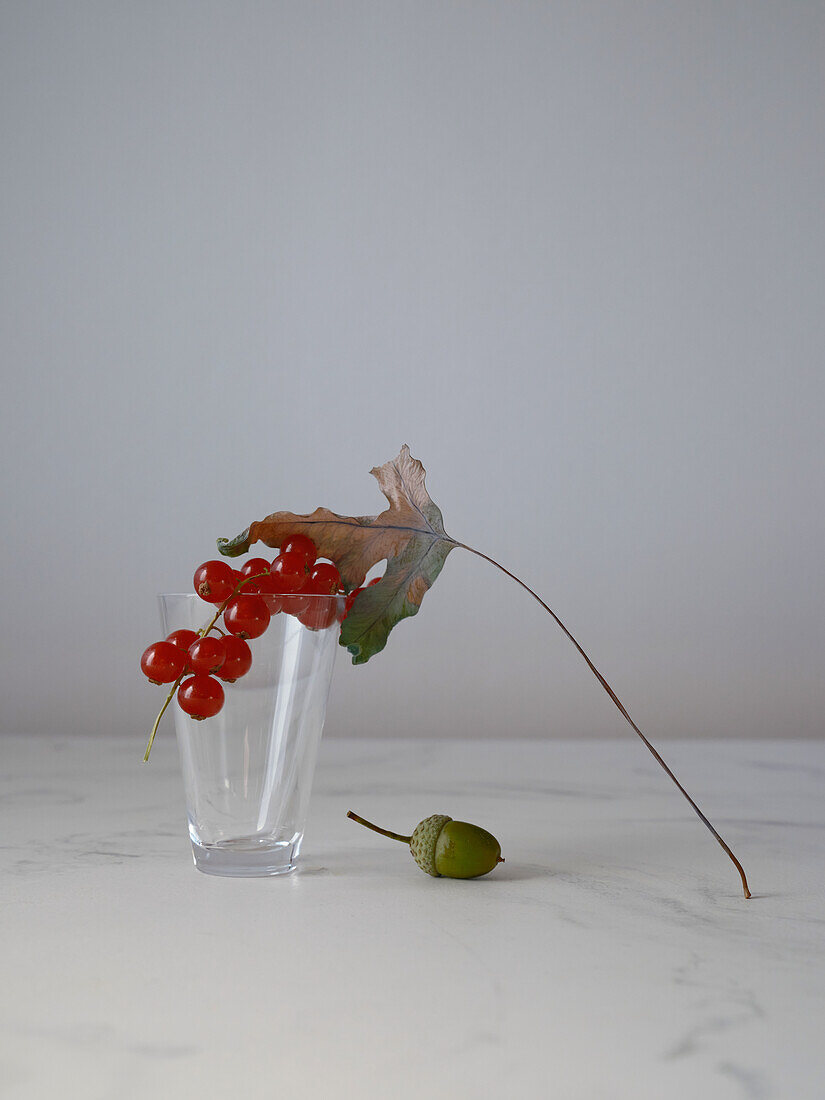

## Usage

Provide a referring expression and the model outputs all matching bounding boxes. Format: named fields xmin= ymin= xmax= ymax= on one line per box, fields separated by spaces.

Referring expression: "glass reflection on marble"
xmin=159 ymin=592 xmax=342 ymax=877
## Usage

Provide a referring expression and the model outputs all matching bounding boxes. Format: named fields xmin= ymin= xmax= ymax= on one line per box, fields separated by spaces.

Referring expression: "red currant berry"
xmin=270 ymin=552 xmax=311 ymax=614
xmin=187 ymin=635 xmax=226 ymax=674
xmin=223 ymin=594 xmax=271 ymax=639
xmin=193 ymin=560 xmax=236 ymax=604
xmin=166 ymin=629 xmax=199 ymax=653
xmin=280 ymin=579 xmax=310 ymax=615
xmin=281 ymin=534 xmax=317 ymax=567
xmin=177 ymin=675 xmax=224 ymax=720
xmin=298 ymin=582 xmax=338 ymax=631
xmin=165 ymin=628 xmax=199 ymax=673
xmin=217 ymin=635 xmax=252 ymax=682
xmin=309 ymin=561 xmax=341 ymax=594
xmin=271 ymin=550 xmax=310 ymax=586
xmin=341 ymin=587 xmax=365 ymax=620
xmin=244 ymin=571 xmax=282 ymax=614
xmin=238 ymin=557 xmax=272 ymax=581
xmin=141 ymin=640 xmax=187 ymax=684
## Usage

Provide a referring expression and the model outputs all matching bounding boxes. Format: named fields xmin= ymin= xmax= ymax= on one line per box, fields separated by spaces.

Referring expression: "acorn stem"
xmin=347 ymin=810 xmax=412 ymax=844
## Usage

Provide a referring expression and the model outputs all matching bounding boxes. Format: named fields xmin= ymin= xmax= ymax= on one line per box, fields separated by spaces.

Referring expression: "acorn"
xmin=347 ymin=810 xmax=504 ymax=879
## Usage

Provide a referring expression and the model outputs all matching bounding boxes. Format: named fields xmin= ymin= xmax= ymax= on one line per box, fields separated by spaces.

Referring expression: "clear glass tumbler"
xmin=159 ymin=592 xmax=343 ymax=877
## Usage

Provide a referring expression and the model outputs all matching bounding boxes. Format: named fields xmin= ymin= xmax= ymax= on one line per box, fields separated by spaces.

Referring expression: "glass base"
xmin=191 ymin=835 xmax=302 ymax=877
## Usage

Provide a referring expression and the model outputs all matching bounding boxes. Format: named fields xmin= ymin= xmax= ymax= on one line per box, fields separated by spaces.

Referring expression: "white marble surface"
xmin=1 ymin=734 xmax=823 ymax=1100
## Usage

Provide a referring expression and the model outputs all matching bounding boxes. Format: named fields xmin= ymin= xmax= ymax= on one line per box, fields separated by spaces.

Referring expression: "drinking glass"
xmin=159 ymin=592 xmax=343 ymax=877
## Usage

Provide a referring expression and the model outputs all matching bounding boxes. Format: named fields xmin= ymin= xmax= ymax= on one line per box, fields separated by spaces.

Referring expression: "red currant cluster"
xmin=141 ymin=534 xmax=359 ymax=726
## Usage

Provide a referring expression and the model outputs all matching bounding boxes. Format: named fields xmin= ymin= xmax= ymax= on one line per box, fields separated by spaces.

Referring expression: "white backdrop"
xmin=1 ymin=1 xmax=823 ymax=741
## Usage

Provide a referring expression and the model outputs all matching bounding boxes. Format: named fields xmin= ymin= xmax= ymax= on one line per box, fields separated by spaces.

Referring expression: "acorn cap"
xmin=409 ymin=814 xmax=452 ymax=876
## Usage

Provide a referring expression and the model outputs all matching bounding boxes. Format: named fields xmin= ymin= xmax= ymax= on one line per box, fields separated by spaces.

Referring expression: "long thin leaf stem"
xmin=455 ymin=541 xmax=751 ymax=899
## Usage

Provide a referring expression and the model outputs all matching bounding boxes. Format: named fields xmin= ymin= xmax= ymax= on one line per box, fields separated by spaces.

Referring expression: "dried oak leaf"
xmin=217 ymin=445 xmax=457 ymax=664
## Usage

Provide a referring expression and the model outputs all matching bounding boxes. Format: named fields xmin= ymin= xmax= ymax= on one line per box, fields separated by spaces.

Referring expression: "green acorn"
xmin=347 ymin=810 xmax=504 ymax=879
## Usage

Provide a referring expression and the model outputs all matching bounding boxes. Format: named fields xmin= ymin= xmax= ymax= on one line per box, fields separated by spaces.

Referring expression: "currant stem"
xmin=455 ymin=542 xmax=751 ymax=900
xmin=347 ymin=810 xmax=412 ymax=844
xmin=143 ymin=676 xmax=183 ymax=762
xmin=142 ymin=573 xmax=269 ymax=763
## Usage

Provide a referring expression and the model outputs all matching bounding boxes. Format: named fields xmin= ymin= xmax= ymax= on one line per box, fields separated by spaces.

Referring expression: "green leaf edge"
xmin=216 ymin=528 xmax=251 ymax=558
